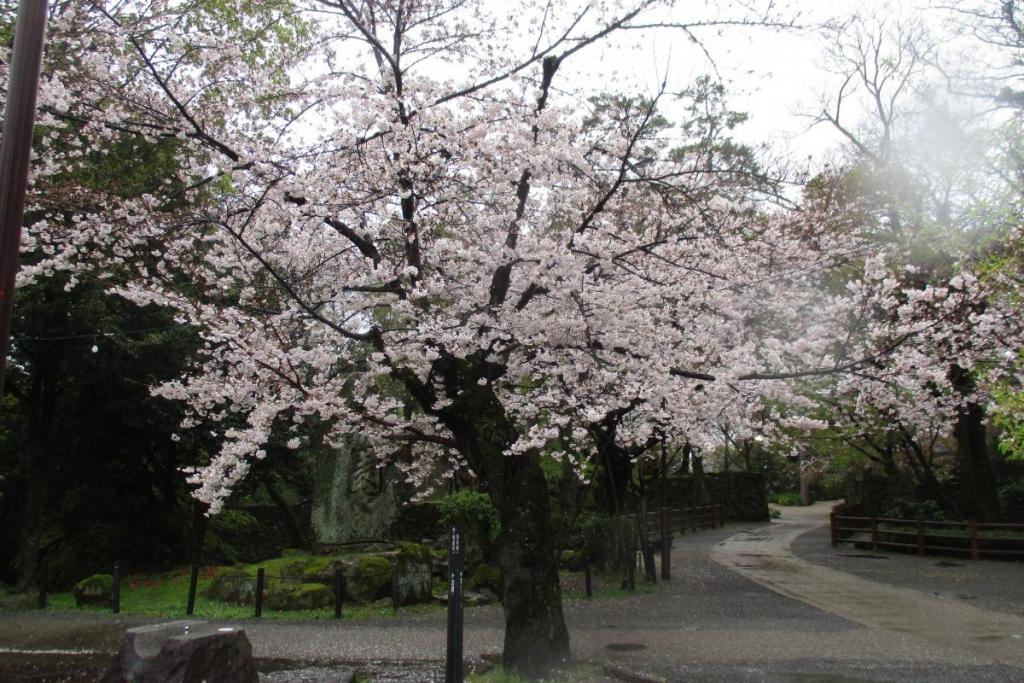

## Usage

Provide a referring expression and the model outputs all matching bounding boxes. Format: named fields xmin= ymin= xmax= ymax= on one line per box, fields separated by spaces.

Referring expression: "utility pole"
xmin=0 ymin=0 xmax=49 ymax=397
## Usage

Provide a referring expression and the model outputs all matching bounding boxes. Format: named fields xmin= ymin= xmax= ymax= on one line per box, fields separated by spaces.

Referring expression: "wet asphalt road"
xmin=2 ymin=504 xmax=1023 ymax=681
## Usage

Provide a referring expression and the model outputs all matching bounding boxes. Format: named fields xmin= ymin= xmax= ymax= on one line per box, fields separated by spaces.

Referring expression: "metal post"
xmin=254 ymin=568 xmax=265 ymax=618
xmin=391 ymin=559 xmax=400 ymax=613
xmin=584 ymin=560 xmax=592 ymax=598
xmin=445 ymin=524 xmax=464 ymax=683
xmin=830 ymin=512 xmax=838 ymax=547
xmin=37 ymin=551 xmax=47 ymax=609
xmin=660 ymin=507 xmax=671 ymax=581
xmin=112 ymin=561 xmax=121 ymax=614
xmin=333 ymin=563 xmax=343 ymax=619
xmin=186 ymin=565 xmax=199 ymax=616
xmin=916 ymin=518 xmax=925 ymax=556
xmin=0 ymin=0 xmax=49 ymax=396
xmin=870 ymin=517 xmax=878 ymax=552
xmin=969 ymin=520 xmax=980 ymax=560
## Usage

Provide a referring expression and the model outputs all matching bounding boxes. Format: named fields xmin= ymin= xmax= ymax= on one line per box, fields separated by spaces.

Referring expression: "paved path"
xmin=712 ymin=502 xmax=1024 ymax=669
xmin=4 ymin=505 xmax=1024 ymax=681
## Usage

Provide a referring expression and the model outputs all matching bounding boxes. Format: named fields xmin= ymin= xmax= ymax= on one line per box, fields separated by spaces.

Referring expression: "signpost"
xmin=445 ymin=524 xmax=464 ymax=683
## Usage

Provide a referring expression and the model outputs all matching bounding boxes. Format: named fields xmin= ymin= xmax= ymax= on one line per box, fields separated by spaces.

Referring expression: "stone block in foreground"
xmin=101 ymin=620 xmax=258 ymax=683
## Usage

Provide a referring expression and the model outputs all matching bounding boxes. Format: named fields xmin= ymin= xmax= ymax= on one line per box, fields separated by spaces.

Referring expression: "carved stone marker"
xmin=101 ymin=620 xmax=258 ymax=683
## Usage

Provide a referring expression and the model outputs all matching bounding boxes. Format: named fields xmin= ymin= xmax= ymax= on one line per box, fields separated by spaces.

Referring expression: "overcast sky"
xmin=563 ymin=0 xmax=980 ymax=163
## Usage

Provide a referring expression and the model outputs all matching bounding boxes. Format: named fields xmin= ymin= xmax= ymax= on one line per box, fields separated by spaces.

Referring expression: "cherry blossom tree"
xmin=18 ymin=0 xmax=888 ymax=672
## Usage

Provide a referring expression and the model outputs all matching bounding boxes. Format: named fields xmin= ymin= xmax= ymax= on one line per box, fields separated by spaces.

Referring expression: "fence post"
xmin=829 ymin=512 xmax=838 ymax=548
xmin=391 ymin=559 xmax=400 ymax=613
xmin=626 ymin=547 xmax=636 ymax=592
xmin=333 ymin=562 xmax=344 ymax=619
xmin=916 ymin=518 xmax=925 ymax=556
xmin=660 ymin=507 xmax=671 ymax=581
xmin=186 ymin=565 xmax=199 ymax=616
xmin=37 ymin=552 xmax=47 ymax=610
xmin=690 ymin=506 xmax=697 ymax=532
xmin=715 ymin=503 xmax=723 ymax=528
xmin=969 ymin=520 xmax=980 ymax=560
xmin=584 ymin=560 xmax=592 ymax=598
xmin=254 ymin=567 xmax=265 ymax=618
xmin=112 ymin=561 xmax=121 ymax=614
xmin=445 ymin=524 xmax=465 ymax=683
xmin=870 ymin=517 xmax=878 ymax=551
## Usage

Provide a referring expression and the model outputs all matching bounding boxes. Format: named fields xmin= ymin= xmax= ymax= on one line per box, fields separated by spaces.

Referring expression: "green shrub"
xmin=999 ymin=480 xmax=1024 ymax=522
xmin=769 ymin=492 xmax=802 ymax=506
xmin=438 ymin=491 xmax=499 ymax=541
xmin=438 ymin=490 xmax=500 ymax=561
xmin=397 ymin=543 xmax=434 ymax=563
xmin=467 ymin=564 xmax=503 ymax=593
xmin=881 ymin=497 xmax=948 ymax=521
xmin=71 ymin=574 xmax=114 ymax=607
xmin=571 ymin=512 xmax=615 ymax=567
xmin=559 ymin=549 xmax=586 ymax=572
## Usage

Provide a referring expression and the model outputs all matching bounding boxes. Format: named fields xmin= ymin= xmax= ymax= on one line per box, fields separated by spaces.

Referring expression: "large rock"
xmin=202 ymin=568 xmax=255 ymax=605
xmin=311 ymin=436 xmax=401 ymax=546
xmin=263 ymin=583 xmax=334 ymax=611
xmin=345 ymin=555 xmax=392 ymax=603
xmin=72 ymin=574 xmax=114 ymax=608
xmin=392 ymin=544 xmax=433 ymax=606
xmin=101 ymin=621 xmax=258 ymax=683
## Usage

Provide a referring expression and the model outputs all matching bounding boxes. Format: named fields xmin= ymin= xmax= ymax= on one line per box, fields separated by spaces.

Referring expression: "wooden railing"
xmin=830 ymin=512 xmax=1024 ymax=560
xmin=632 ymin=504 xmax=723 ymax=545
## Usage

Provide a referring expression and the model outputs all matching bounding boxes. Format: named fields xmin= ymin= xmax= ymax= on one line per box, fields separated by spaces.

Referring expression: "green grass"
xmin=559 ymin=569 xmax=657 ymax=601
xmin=2 ymin=553 xmax=658 ymax=621
xmin=2 ymin=553 xmax=447 ymax=621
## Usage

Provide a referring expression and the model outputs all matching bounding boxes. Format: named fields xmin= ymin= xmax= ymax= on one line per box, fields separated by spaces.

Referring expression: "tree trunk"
xmin=950 ymin=365 xmax=1002 ymax=521
xmin=440 ymin=361 xmax=570 ymax=677
xmin=491 ymin=453 xmax=571 ymax=676
xmin=798 ymin=452 xmax=811 ymax=506
xmin=264 ymin=477 xmax=311 ymax=551
xmin=14 ymin=358 xmax=59 ymax=592
xmin=954 ymin=401 xmax=1003 ymax=521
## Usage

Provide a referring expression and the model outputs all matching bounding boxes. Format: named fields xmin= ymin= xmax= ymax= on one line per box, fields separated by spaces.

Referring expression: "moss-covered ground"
xmin=0 ymin=551 xmax=656 ymax=620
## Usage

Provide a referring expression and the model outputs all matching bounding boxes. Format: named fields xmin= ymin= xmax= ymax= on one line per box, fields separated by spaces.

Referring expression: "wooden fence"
xmin=630 ymin=504 xmax=723 ymax=544
xmin=618 ymin=504 xmax=724 ymax=583
xmin=830 ymin=512 xmax=1024 ymax=560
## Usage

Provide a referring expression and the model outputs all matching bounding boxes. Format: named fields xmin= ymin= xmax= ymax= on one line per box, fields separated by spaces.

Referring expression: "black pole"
xmin=36 ymin=551 xmax=47 ymax=609
xmin=445 ymin=524 xmax=464 ymax=683
xmin=391 ymin=559 xmax=400 ymax=613
xmin=626 ymin=541 xmax=635 ymax=592
xmin=584 ymin=561 xmax=592 ymax=598
xmin=660 ymin=508 xmax=671 ymax=581
xmin=0 ymin=0 xmax=48 ymax=397
xmin=333 ymin=563 xmax=344 ymax=619
xmin=112 ymin=561 xmax=121 ymax=614
xmin=186 ymin=565 xmax=199 ymax=616
xmin=254 ymin=568 xmax=265 ymax=618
